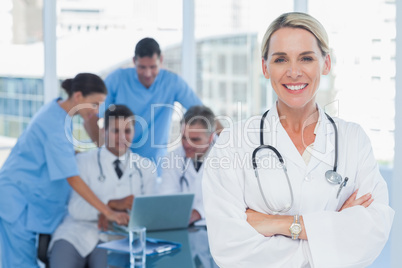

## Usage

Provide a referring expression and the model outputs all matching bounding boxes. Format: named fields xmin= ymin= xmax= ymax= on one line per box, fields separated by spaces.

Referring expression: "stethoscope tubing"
xmin=179 ymin=139 xmax=215 ymax=192
xmin=252 ymin=145 xmax=284 ymax=169
xmin=97 ymin=148 xmax=144 ymax=195
xmin=252 ymin=144 xmax=294 ymax=213
xmin=253 ymin=109 xmax=340 ymax=213
xmin=325 ymin=113 xmax=338 ymax=172
xmin=180 ymin=157 xmax=190 ymax=192
xmin=258 ymin=110 xmax=338 ymax=172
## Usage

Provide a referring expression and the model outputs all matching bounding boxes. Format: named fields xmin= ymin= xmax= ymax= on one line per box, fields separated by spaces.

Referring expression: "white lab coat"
xmin=158 ymin=145 xmax=205 ymax=218
xmin=202 ymin=105 xmax=394 ymax=268
xmin=49 ymin=147 xmax=157 ymax=257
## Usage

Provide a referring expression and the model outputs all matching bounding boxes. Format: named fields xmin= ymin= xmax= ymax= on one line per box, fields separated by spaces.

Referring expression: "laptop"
xmin=116 ymin=193 xmax=194 ymax=232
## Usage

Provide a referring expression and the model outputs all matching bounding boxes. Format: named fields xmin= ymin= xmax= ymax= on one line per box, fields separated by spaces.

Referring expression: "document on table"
xmin=97 ymin=237 xmax=181 ymax=256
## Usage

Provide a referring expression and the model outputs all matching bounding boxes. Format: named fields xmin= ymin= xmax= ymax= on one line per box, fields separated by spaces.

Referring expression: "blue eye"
xmin=301 ymin=57 xmax=313 ymax=62
xmin=274 ymin=58 xmax=286 ymax=63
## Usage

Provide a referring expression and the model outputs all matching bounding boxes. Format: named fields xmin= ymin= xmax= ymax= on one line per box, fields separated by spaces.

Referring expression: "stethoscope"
xmin=180 ymin=158 xmax=191 ymax=192
xmin=97 ymin=148 xmax=145 ymax=194
xmin=252 ymin=109 xmax=348 ymax=213
xmin=179 ymin=137 xmax=216 ymax=192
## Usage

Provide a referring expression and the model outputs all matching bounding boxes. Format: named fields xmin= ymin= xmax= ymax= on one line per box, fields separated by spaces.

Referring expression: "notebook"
xmin=115 ymin=193 xmax=195 ymax=232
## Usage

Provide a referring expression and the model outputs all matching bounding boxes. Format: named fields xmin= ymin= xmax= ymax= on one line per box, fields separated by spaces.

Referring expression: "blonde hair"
xmin=261 ymin=12 xmax=329 ymax=60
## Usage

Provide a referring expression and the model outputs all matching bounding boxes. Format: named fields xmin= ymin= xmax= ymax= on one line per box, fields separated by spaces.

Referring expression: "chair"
xmin=37 ymin=234 xmax=51 ymax=268
xmin=37 ymin=234 xmax=90 ymax=268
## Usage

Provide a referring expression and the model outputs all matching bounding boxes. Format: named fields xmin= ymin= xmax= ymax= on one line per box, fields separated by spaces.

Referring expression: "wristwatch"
xmin=289 ymin=215 xmax=302 ymax=240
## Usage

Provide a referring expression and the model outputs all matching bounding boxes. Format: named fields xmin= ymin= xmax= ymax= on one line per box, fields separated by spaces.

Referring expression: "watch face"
xmin=291 ymin=224 xmax=302 ymax=234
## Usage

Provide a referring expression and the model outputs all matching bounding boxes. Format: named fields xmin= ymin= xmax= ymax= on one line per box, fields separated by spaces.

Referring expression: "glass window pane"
xmin=0 ymin=0 xmax=44 ymax=140
xmin=194 ymin=0 xmax=293 ymax=120
xmin=309 ymin=0 xmax=396 ymax=164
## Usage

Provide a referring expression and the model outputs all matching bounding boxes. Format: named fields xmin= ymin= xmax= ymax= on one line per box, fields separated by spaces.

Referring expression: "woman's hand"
xmin=104 ymin=209 xmax=130 ymax=226
xmin=108 ymin=195 xmax=134 ymax=211
xmin=339 ymin=190 xmax=373 ymax=212
xmin=98 ymin=201 xmax=132 ymax=230
xmin=98 ymin=213 xmax=109 ymax=231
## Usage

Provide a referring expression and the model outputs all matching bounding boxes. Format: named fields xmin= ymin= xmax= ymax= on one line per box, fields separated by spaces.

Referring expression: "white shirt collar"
xmin=102 ymin=147 xmax=130 ymax=169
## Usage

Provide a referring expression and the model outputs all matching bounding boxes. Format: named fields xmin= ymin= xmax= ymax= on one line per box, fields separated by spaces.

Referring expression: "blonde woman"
xmin=203 ymin=12 xmax=394 ymax=268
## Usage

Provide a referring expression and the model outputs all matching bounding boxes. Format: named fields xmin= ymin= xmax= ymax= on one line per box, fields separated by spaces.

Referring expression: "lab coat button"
xmin=304 ymin=175 xmax=312 ymax=182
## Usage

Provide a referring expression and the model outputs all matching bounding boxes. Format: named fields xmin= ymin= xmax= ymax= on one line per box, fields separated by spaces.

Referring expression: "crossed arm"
xmin=246 ymin=190 xmax=373 ymax=240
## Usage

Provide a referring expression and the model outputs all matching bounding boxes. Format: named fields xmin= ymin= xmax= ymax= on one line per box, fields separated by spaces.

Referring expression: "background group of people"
xmin=0 ymin=11 xmax=395 ymax=268
xmin=0 ymin=37 xmax=215 ymax=268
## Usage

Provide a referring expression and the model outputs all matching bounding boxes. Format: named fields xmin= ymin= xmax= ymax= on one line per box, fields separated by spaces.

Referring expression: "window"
xmin=309 ymin=0 xmax=396 ymax=164
xmin=233 ymin=54 xmax=247 ymax=75
xmin=217 ymin=55 xmax=226 ymax=74
xmin=232 ymin=82 xmax=247 ymax=103
xmin=219 ymin=82 xmax=227 ymax=101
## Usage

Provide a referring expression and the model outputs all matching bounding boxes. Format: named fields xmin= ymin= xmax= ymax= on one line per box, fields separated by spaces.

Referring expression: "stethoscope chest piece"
xmin=325 ymin=170 xmax=342 ymax=185
xmin=98 ymin=174 xmax=106 ymax=182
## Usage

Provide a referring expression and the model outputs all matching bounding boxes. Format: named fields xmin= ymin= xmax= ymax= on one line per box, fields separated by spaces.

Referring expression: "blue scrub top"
xmin=0 ymin=99 xmax=79 ymax=233
xmin=102 ymin=68 xmax=202 ymax=165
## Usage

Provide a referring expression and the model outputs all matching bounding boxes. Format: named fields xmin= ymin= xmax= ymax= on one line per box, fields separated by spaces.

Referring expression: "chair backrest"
xmin=37 ymin=234 xmax=51 ymax=267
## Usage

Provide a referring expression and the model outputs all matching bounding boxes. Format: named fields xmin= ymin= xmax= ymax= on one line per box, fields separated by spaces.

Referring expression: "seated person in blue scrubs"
xmin=0 ymin=73 xmax=130 ymax=268
xmin=84 ymin=37 xmax=202 ymax=174
xmin=157 ymin=106 xmax=216 ymax=224
xmin=48 ymin=104 xmax=157 ymax=268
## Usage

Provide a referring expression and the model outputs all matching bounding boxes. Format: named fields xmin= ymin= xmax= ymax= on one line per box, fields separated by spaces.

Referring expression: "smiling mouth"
xmin=284 ymin=84 xmax=308 ymax=91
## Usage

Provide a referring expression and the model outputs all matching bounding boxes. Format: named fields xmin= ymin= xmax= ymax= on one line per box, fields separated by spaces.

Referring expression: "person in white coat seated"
xmin=48 ymin=104 xmax=157 ymax=268
xmin=202 ymin=12 xmax=394 ymax=268
xmin=158 ymin=105 xmax=216 ymax=225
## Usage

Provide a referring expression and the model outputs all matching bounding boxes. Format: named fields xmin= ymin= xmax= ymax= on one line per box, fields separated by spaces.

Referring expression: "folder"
xmin=97 ymin=237 xmax=181 ymax=256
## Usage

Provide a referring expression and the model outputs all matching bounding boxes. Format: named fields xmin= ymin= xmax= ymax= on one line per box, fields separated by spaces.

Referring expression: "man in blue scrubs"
xmin=85 ymin=38 xmax=202 ymax=174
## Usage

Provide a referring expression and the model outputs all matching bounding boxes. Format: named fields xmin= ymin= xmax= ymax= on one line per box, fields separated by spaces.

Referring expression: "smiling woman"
xmin=262 ymin=27 xmax=331 ymax=125
xmin=202 ymin=12 xmax=394 ymax=268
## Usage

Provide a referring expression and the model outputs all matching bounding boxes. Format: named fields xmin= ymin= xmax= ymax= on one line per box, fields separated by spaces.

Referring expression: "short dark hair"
xmin=61 ymin=73 xmax=107 ymax=98
xmin=104 ymin=104 xmax=135 ymax=130
xmin=182 ymin=106 xmax=216 ymax=134
xmin=134 ymin=37 xmax=161 ymax=59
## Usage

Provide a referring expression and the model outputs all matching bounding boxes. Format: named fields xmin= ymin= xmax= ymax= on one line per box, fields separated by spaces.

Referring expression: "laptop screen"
xmin=128 ymin=193 xmax=194 ymax=231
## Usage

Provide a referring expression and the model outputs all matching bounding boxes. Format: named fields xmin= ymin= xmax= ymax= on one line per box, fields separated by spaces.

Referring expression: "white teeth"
xmin=285 ymin=84 xmax=307 ymax=91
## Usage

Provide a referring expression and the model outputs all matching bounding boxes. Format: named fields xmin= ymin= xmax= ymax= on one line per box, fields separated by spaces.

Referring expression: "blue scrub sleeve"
xmin=174 ymin=76 xmax=202 ymax=109
xmin=100 ymin=71 xmax=119 ymax=118
xmin=44 ymin=133 xmax=79 ymax=181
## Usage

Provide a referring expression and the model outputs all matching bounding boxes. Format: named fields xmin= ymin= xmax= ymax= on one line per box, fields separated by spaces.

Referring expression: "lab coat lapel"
xmin=120 ymin=153 xmax=133 ymax=181
xmin=116 ymin=151 xmax=132 ymax=180
xmin=101 ymin=148 xmax=121 ymax=181
xmin=121 ymin=152 xmax=143 ymax=183
xmin=306 ymin=109 xmax=335 ymax=173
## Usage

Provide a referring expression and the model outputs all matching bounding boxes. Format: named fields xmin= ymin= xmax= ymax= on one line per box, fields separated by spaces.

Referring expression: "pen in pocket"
xmin=336 ymin=177 xmax=349 ymax=199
